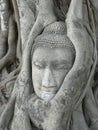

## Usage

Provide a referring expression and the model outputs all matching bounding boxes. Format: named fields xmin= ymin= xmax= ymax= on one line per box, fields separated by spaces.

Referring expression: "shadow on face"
xmin=32 ymin=46 xmax=75 ymax=101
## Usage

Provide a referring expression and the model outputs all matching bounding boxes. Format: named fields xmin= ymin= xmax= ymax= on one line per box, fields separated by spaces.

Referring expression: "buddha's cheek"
xmin=32 ymin=67 xmax=44 ymax=98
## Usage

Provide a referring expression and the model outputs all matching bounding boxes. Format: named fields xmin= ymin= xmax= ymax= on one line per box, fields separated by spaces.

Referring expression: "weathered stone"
xmin=0 ymin=0 xmax=98 ymax=130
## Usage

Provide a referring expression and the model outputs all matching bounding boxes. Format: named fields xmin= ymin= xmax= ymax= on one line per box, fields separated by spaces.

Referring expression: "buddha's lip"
xmin=42 ymin=86 xmax=56 ymax=88
xmin=41 ymin=87 xmax=57 ymax=93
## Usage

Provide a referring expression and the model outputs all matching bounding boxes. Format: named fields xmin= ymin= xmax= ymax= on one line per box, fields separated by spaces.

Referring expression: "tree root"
xmin=90 ymin=0 xmax=98 ymax=13
xmin=0 ymin=96 xmax=16 ymax=129
xmin=0 ymin=34 xmax=7 ymax=59
xmin=0 ymin=14 xmax=17 ymax=70
xmin=0 ymin=76 xmax=17 ymax=90
xmin=0 ymin=65 xmax=21 ymax=90
xmin=44 ymin=0 xmax=97 ymax=129
xmin=0 ymin=0 xmax=10 ymax=32
xmin=83 ymin=88 xmax=98 ymax=130
xmin=0 ymin=91 xmax=7 ymax=104
xmin=11 ymin=0 xmax=22 ymax=63
xmin=0 ymin=0 xmax=10 ymax=59
xmin=0 ymin=0 xmax=57 ymax=129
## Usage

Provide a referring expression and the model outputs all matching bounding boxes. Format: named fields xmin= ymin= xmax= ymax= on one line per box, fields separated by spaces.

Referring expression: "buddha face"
xmin=32 ymin=47 xmax=74 ymax=101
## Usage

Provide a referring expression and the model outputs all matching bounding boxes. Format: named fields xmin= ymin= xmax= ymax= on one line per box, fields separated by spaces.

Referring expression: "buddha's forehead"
xmin=32 ymin=47 xmax=74 ymax=63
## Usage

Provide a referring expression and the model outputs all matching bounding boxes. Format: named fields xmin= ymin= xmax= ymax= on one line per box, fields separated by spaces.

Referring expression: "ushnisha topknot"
xmin=32 ymin=21 xmax=75 ymax=52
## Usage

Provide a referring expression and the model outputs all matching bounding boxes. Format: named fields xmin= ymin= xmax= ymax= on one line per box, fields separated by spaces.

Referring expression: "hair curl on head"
xmin=31 ymin=21 xmax=76 ymax=56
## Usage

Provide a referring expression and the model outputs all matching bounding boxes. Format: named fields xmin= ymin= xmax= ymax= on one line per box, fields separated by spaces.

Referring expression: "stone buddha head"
xmin=31 ymin=22 xmax=75 ymax=101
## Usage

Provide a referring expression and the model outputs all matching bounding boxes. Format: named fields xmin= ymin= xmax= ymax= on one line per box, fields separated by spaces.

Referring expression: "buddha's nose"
xmin=42 ymin=68 xmax=56 ymax=88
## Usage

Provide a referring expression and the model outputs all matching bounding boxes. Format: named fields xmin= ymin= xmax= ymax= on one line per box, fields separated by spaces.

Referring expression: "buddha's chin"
xmin=41 ymin=90 xmax=56 ymax=102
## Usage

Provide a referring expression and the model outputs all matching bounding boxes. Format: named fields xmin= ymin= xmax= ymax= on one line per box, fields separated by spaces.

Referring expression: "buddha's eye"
xmin=54 ymin=63 xmax=69 ymax=70
xmin=33 ymin=61 xmax=45 ymax=69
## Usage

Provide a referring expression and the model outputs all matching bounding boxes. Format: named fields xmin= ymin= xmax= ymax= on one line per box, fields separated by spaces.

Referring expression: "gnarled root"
xmin=83 ymin=88 xmax=98 ymax=130
xmin=0 ymin=34 xmax=7 ymax=59
xmin=42 ymin=0 xmax=97 ymax=129
xmin=0 ymin=65 xmax=21 ymax=128
xmin=0 ymin=14 xmax=17 ymax=70
xmin=27 ymin=0 xmax=57 ymax=48
xmin=0 ymin=0 xmax=57 ymax=129
xmin=0 ymin=0 xmax=10 ymax=59
xmin=11 ymin=0 xmax=22 ymax=62
xmin=0 ymin=64 xmax=21 ymax=90
xmin=0 ymin=95 xmax=16 ymax=129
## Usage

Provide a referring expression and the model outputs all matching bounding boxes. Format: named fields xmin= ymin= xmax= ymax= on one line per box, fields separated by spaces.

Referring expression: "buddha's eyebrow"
xmin=52 ymin=60 xmax=69 ymax=65
xmin=33 ymin=59 xmax=46 ymax=64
